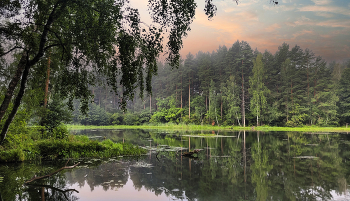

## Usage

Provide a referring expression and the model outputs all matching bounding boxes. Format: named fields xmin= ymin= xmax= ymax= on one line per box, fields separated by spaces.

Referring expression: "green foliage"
xmin=0 ymin=133 xmax=146 ymax=162
xmin=78 ymin=103 xmax=111 ymax=125
xmin=221 ymin=76 xmax=241 ymax=126
xmin=191 ymin=95 xmax=206 ymax=124
xmin=110 ymin=112 xmax=124 ymax=125
xmin=249 ymin=53 xmax=270 ymax=126
xmin=150 ymin=96 xmax=183 ymax=124
xmin=285 ymin=104 xmax=308 ymax=127
xmin=338 ymin=62 xmax=350 ymax=125
xmin=124 ymin=113 xmax=140 ymax=125
xmin=0 ymin=149 xmax=25 ymax=162
xmin=40 ymin=95 xmax=72 ymax=135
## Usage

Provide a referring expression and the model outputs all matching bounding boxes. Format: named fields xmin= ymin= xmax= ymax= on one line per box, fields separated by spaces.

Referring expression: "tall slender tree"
xmin=249 ymin=53 xmax=270 ymax=126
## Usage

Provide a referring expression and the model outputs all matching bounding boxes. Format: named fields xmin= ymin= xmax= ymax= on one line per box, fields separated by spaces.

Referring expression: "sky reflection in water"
xmin=2 ymin=129 xmax=350 ymax=200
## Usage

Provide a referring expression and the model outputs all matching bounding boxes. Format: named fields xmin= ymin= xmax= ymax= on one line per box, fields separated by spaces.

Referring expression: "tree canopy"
xmin=0 ymin=0 xmax=220 ymax=144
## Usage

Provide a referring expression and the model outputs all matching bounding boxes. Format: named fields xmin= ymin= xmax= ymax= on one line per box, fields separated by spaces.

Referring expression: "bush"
xmin=110 ymin=113 xmax=124 ymax=125
xmin=124 ymin=113 xmax=140 ymax=125
xmin=52 ymin=124 xmax=69 ymax=139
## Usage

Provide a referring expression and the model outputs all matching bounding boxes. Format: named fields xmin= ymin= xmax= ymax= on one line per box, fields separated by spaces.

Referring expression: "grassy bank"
xmin=67 ymin=124 xmax=350 ymax=133
xmin=0 ymin=134 xmax=146 ymax=163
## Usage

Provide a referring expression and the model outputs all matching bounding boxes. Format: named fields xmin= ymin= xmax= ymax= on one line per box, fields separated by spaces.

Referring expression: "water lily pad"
xmin=293 ymin=156 xmax=319 ymax=159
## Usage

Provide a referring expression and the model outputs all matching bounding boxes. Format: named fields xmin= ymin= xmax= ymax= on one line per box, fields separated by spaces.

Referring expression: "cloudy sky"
xmin=130 ymin=0 xmax=350 ymax=63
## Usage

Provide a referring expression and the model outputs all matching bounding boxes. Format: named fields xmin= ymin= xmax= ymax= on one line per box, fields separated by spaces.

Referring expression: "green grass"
xmin=66 ymin=124 xmax=350 ymax=132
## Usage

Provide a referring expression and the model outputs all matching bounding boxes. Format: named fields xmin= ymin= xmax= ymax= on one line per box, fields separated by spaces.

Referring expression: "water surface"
xmin=1 ymin=129 xmax=350 ymax=200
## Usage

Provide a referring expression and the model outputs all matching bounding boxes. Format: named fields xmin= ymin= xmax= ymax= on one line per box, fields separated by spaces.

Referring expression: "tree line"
xmin=77 ymin=41 xmax=350 ymax=127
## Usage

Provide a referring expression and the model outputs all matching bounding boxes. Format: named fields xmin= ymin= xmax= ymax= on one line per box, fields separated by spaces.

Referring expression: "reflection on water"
xmin=1 ymin=130 xmax=350 ymax=200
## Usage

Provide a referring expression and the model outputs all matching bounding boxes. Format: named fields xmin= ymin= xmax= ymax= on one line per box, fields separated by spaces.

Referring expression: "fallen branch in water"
xmin=24 ymin=160 xmax=80 ymax=184
xmin=26 ymin=183 xmax=79 ymax=200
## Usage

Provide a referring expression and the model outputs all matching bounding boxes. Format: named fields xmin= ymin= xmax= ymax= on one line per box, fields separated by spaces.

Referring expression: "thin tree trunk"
xmin=205 ymin=95 xmax=207 ymax=112
xmin=181 ymin=76 xmax=183 ymax=109
xmin=291 ymin=80 xmax=293 ymax=115
xmin=221 ymin=97 xmax=223 ymax=121
xmin=209 ymin=91 xmax=211 ymax=123
xmin=150 ymin=95 xmax=151 ymax=113
xmin=307 ymin=61 xmax=310 ymax=124
xmin=241 ymin=60 xmax=245 ymax=127
xmin=0 ymin=63 xmax=31 ymax=145
xmin=189 ymin=77 xmax=190 ymax=119
xmin=0 ymin=52 xmax=27 ymax=122
xmin=44 ymin=53 xmax=51 ymax=108
xmin=176 ymin=84 xmax=177 ymax=101
xmin=257 ymin=105 xmax=259 ymax=127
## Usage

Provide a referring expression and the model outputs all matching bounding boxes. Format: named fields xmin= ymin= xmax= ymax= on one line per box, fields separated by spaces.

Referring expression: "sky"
xmin=129 ymin=0 xmax=350 ymax=63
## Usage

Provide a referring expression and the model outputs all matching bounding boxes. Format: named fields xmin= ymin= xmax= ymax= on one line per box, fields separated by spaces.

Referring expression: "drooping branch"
xmin=24 ymin=162 xmax=80 ymax=184
xmin=0 ymin=46 xmax=23 ymax=57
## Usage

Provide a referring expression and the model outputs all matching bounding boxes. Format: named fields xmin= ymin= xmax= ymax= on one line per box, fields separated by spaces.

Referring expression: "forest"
xmin=72 ymin=41 xmax=350 ymax=127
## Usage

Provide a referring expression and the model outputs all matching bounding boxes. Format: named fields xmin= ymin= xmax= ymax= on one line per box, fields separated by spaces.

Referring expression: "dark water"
xmin=1 ymin=129 xmax=350 ymax=201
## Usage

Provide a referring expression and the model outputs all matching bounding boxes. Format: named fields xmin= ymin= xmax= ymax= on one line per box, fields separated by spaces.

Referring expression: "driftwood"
xmin=181 ymin=149 xmax=201 ymax=157
xmin=24 ymin=160 xmax=80 ymax=184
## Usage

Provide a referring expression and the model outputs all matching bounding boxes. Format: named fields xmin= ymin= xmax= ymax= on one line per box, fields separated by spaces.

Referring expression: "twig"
xmin=155 ymin=151 xmax=160 ymax=162
xmin=24 ymin=162 xmax=80 ymax=184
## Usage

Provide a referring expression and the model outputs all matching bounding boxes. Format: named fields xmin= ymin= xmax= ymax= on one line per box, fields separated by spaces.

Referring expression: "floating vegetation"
xmin=305 ymin=144 xmax=319 ymax=146
xmin=131 ymin=161 xmax=154 ymax=168
xmin=181 ymin=135 xmax=236 ymax=138
xmin=293 ymin=156 xmax=319 ymax=159
xmin=142 ymin=145 xmax=188 ymax=152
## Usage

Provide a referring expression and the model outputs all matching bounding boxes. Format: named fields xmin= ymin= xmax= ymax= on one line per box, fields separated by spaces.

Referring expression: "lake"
xmin=1 ymin=129 xmax=350 ymax=201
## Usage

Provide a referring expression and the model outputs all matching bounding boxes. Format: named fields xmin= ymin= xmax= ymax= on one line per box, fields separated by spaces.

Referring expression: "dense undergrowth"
xmin=0 ymin=125 xmax=146 ymax=163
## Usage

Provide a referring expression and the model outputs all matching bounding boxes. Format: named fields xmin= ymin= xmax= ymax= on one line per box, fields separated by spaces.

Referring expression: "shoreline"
xmin=66 ymin=124 xmax=350 ymax=133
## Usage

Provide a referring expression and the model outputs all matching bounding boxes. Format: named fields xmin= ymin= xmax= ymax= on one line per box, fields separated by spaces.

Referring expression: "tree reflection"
xmin=2 ymin=130 xmax=350 ymax=200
